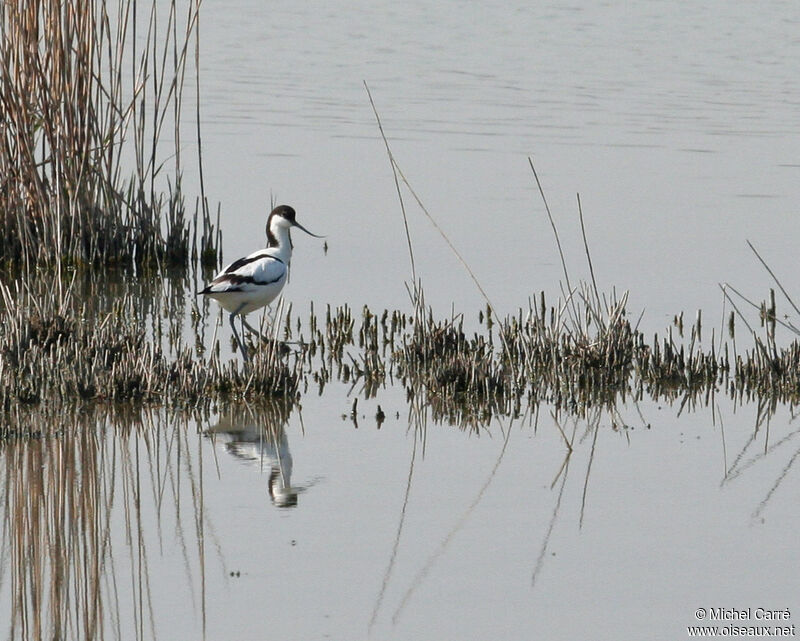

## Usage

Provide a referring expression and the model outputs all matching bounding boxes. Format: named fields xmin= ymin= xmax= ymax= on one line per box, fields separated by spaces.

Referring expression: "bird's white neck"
xmin=267 ymin=222 xmax=293 ymax=263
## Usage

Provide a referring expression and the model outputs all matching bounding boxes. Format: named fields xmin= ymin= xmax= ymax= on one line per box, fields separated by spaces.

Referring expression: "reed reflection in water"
xmin=1 ymin=393 xmax=798 ymax=639
xmin=0 ymin=407 xmax=211 ymax=641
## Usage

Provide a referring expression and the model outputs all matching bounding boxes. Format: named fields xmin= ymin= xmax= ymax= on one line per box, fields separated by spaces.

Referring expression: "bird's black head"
xmin=266 ymin=205 xmax=296 ymax=246
xmin=266 ymin=204 xmax=322 ymax=247
xmin=270 ymin=204 xmax=297 ymax=224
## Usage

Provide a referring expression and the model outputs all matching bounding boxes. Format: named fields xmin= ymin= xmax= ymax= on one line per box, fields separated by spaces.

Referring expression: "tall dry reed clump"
xmin=0 ymin=0 xmax=219 ymax=270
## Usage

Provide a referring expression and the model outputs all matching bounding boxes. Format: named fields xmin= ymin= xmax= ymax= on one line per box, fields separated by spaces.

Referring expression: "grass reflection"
xmin=0 ymin=406 xmax=210 ymax=641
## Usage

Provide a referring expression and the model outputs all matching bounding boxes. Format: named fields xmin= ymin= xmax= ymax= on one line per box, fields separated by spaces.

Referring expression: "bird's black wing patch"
xmin=223 ymin=252 xmax=284 ymax=275
xmin=199 ymin=272 xmax=284 ymax=294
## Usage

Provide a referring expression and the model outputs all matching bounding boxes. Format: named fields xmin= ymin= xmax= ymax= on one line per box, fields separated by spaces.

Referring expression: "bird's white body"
xmin=199 ymin=205 xmax=320 ymax=361
xmin=202 ymin=245 xmax=290 ymax=315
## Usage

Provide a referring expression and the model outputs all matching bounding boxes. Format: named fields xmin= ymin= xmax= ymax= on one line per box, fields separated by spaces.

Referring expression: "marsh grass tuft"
xmin=0 ymin=277 xmax=302 ymax=417
xmin=6 ymin=267 xmax=800 ymax=434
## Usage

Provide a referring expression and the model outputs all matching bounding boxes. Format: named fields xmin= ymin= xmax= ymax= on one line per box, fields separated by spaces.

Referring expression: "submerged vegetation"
xmin=2 ymin=265 xmax=800 ymax=437
xmin=0 ymin=276 xmax=301 ymax=433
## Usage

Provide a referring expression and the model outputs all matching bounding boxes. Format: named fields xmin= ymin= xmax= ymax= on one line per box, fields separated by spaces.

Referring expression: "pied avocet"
xmin=199 ymin=204 xmax=321 ymax=361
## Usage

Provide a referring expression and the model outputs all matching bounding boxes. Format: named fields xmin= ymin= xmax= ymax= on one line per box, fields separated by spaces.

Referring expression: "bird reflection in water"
xmin=207 ymin=403 xmax=308 ymax=508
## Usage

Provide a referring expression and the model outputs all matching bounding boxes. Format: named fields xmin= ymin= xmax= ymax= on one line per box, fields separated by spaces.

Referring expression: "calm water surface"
xmin=196 ymin=0 xmax=800 ymax=329
xmin=3 ymin=1 xmax=800 ymax=640
xmin=2 ymin=396 xmax=798 ymax=640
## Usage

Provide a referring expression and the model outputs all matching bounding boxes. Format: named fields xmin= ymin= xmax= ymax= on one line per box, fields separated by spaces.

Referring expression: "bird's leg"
xmin=229 ymin=310 xmax=249 ymax=362
xmin=240 ymin=315 xmax=256 ymax=355
xmin=241 ymin=315 xmax=267 ymax=342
